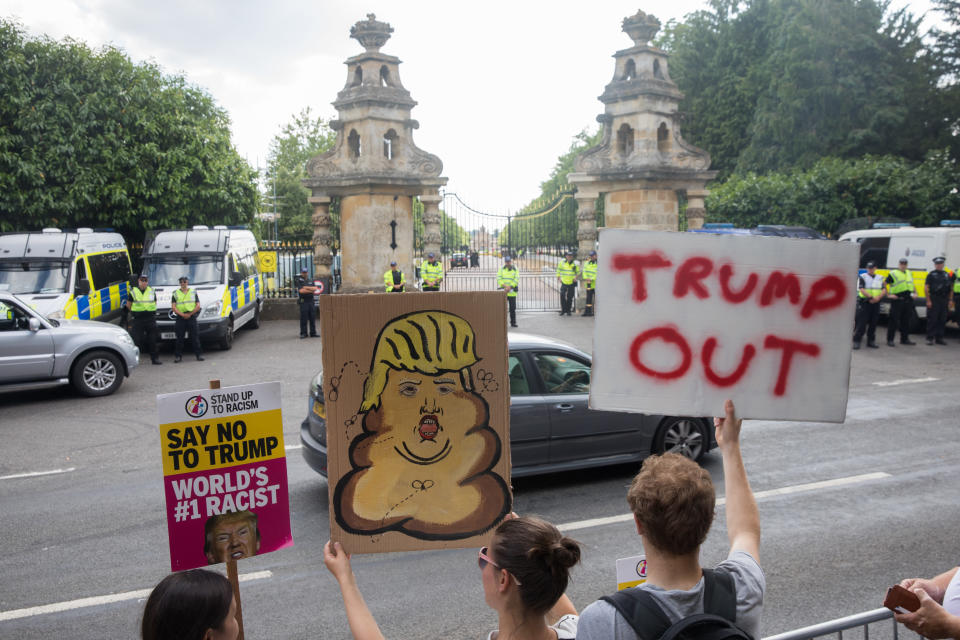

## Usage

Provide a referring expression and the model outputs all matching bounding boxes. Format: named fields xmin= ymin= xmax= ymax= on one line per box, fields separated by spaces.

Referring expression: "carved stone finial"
xmin=622 ymin=10 xmax=660 ymax=45
xmin=350 ymin=13 xmax=393 ymax=51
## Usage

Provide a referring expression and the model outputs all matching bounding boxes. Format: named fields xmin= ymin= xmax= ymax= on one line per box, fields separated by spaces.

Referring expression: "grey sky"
xmin=2 ymin=0 xmax=942 ymax=213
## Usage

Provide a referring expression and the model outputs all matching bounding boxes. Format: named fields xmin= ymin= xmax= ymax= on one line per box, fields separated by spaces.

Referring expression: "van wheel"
xmin=249 ymin=304 xmax=261 ymax=330
xmin=219 ymin=319 xmax=234 ymax=350
xmin=71 ymin=350 xmax=124 ymax=397
xmin=653 ymin=417 xmax=707 ymax=462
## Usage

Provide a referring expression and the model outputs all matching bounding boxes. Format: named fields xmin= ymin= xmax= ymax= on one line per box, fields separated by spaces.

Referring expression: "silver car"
xmin=0 ymin=290 xmax=139 ymax=396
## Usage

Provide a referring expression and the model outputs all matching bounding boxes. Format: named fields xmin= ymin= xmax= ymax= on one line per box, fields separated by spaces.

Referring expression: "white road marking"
xmin=284 ymin=444 xmax=302 ymax=450
xmin=0 ymin=467 xmax=76 ymax=481
xmin=559 ymin=472 xmax=891 ymax=533
xmin=0 ymin=570 xmax=273 ymax=622
xmin=873 ymin=377 xmax=939 ymax=387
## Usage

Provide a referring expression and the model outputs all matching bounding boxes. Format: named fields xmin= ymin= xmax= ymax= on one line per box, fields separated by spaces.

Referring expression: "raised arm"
xmin=323 ymin=541 xmax=386 ymax=640
xmin=715 ymin=400 xmax=760 ymax=560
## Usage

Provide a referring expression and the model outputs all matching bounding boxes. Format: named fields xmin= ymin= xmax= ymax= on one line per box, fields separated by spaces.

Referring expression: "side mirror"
xmin=28 ymin=317 xmax=41 ymax=332
xmin=229 ymin=272 xmax=242 ymax=287
xmin=75 ymin=278 xmax=91 ymax=297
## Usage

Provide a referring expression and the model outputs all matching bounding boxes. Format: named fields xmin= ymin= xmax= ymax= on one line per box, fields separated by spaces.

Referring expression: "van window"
xmin=74 ymin=258 xmax=87 ymax=290
xmin=0 ymin=260 xmax=70 ymax=294
xmin=86 ymin=251 xmax=130 ymax=288
xmin=857 ymin=236 xmax=889 ymax=268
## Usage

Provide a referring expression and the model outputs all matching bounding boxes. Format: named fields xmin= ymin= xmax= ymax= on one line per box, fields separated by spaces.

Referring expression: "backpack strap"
xmin=601 ymin=588 xmax=672 ymax=640
xmin=600 ymin=569 xmax=738 ymax=640
xmin=702 ymin=568 xmax=737 ymax=623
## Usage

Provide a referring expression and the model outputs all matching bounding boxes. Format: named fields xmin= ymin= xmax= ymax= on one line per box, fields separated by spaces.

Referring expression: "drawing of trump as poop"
xmin=334 ymin=310 xmax=510 ymax=540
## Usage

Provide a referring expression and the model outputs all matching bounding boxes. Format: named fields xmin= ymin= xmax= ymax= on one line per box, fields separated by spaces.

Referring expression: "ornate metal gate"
xmin=412 ymin=189 xmax=577 ymax=311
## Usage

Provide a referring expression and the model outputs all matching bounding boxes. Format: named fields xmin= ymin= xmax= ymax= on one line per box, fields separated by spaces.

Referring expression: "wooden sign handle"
xmin=210 ymin=380 xmax=245 ymax=640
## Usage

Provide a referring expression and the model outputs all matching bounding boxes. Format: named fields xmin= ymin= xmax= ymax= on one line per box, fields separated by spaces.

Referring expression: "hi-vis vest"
xmin=954 ymin=268 xmax=960 ymax=293
xmin=173 ymin=287 xmax=198 ymax=313
xmin=130 ymin=286 xmax=157 ymax=312
xmin=887 ymin=269 xmax=915 ymax=295
xmin=384 ymin=269 xmax=406 ymax=292
xmin=497 ymin=266 xmax=519 ymax=297
xmin=582 ymin=260 xmax=598 ymax=289
xmin=422 ymin=261 xmax=443 ymax=284
xmin=557 ymin=260 xmax=579 ymax=285
xmin=858 ymin=273 xmax=884 ymax=299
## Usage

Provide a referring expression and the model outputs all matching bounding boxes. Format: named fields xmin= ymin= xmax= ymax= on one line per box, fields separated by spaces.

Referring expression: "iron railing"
xmin=764 ymin=608 xmax=916 ymax=640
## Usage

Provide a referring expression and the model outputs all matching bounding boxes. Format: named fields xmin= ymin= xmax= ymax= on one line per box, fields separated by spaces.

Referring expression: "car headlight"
xmin=199 ymin=301 xmax=222 ymax=320
xmin=116 ymin=331 xmax=135 ymax=347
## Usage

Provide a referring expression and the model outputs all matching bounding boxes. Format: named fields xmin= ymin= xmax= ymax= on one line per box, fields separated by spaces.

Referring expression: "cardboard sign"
xmin=157 ymin=382 xmax=293 ymax=570
xmin=592 ymin=229 xmax=857 ymax=422
xmin=616 ymin=554 xmax=647 ymax=590
xmin=319 ymin=291 xmax=512 ymax=554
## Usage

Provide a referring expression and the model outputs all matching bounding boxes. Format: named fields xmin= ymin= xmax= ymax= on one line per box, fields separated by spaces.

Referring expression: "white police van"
xmin=140 ymin=226 xmax=263 ymax=350
xmin=0 ymin=228 xmax=134 ymax=322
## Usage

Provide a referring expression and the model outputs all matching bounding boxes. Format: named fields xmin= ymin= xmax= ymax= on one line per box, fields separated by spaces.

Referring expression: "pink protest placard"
xmin=157 ymin=381 xmax=293 ymax=571
xmin=591 ymin=229 xmax=858 ymax=422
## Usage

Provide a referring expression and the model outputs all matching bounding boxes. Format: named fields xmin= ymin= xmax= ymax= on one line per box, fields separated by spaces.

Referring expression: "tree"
xmin=0 ymin=19 xmax=258 ymax=240
xmin=263 ymin=107 xmax=336 ymax=241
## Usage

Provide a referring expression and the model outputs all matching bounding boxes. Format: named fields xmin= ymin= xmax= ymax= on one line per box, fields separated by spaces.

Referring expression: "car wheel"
xmin=653 ymin=417 xmax=707 ymax=461
xmin=71 ymin=350 xmax=124 ymax=397
xmin=219 ymin=318 xmax=234 ymax=350
xmin=249 ymin=303 xmax=261 ymax=330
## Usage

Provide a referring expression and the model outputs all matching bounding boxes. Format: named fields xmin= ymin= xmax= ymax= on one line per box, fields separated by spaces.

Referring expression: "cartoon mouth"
xmin=229 ymin=550 xmax=246 ymax=560
xmin=418 ymin=415 xmax=441 ymax=441
xmin=395 ymin=440 xmax=452 ymax=465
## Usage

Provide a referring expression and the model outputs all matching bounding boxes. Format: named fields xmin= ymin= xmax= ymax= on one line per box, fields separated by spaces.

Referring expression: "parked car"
xmin=300 ymin=333 xmax=714 ymax=478
xmin=0 ymin=289 xmax=139 ymax=396
xmin=450 ymin=253 xmax=468 ymax=269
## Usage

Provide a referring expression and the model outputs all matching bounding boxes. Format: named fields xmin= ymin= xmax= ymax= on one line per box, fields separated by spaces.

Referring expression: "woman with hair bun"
xmin=141 ymin=569 xmax=238 ymax=640
xmin=323 ymin=515 xmax=582 ymax=640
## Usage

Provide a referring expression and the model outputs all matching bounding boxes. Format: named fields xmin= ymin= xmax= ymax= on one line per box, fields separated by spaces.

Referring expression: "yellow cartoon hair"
xmin=360 ymin=310 xmax=479 ymax=412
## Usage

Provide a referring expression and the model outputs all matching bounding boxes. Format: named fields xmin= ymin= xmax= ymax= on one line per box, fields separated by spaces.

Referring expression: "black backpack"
xmin=599 ymin=569 xmax=754 ymax=640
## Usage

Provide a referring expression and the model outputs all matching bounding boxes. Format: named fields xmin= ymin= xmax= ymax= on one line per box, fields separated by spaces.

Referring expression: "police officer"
xmin=384 ymin=261 xmax=406 ymax=292
xmin=126 ymin=274 xmax=161 ymax=364
xmin=852 ymin=261 xmax=883 ymax=350
xmin=925 ymin=256 xmax=954 ymax=345
xmin=421 ymin=252 xmax=444 ymax=291
xmin=582 ymin=250 xmax=598 ymax=317
xmin=953 ymin=263 xmax=960 ymax=325
xmin=296 ymin=267 xmax=319 ymax=339
xmin=171 ymin=276 xmax=204 ymax=362
xmin=556 ymin=250 xmax=579 ymax=316
xmin=497 ymin=255 xmax=519 ymax=327
xmin=885 ymin=257 xmax=917 ymax=346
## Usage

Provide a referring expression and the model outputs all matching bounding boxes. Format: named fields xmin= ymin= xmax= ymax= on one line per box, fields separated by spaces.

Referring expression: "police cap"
xmin=179 ymin=276 xmax=189 ymax=283
xmin=898 ymin=257 xmax=908 ymax=264
xmin=865 ymin=261 xmax=876 ymax=268
xmin=138 ymin=274 xmax=149 ymax=280
xmin=390 ymin=261 xmax=397 ymax=266
xmin=427 ymin=252 xmax=436 ymax=259
xmin=504 ymin=255 xmax=512 ymax=261
xmin=300 ymin=267 xmax=308 ymax=273
xmin=933 ymin=256 xmax=945 ymax=264
xmin=589 ymin=250 xmax=597 ymax=257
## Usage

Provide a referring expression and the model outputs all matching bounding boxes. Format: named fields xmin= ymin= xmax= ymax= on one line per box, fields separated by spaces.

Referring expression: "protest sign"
xmin=319 ymin=291 xmax=512 ymax=554
xmin=592 ymin=229 xmax=858 ymax=422
xmin=157 ymin=381 xmax=292 ymax=571
xmin=616 ymin=554 xmax=648 ymax=590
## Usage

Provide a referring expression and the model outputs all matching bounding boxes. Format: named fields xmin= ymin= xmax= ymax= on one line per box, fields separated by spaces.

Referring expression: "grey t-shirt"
xmin=577 ymin=550 xmax=765 ymax=640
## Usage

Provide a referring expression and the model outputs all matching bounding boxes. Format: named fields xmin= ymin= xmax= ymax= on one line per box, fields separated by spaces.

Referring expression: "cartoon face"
xmin=374 ymin=368 xmax=487 ymax=465
xmin=206 ymin=517 xmax=259 ymax=563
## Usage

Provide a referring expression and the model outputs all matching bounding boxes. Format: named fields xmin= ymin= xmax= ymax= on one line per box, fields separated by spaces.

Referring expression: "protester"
xmin=141 ymin=569 xmax=238 ymax=640
xmin=323 ymin=515 xmax=582 ymax=639
xmin=894 ymin=566 xmax=960 ymax=639
xmin=577 ymin=399 xmax=764 ymax=640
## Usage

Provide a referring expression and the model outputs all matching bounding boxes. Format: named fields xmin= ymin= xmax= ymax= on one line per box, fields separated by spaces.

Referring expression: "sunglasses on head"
xmin=477 ymin=547 xmax=521 ymax=585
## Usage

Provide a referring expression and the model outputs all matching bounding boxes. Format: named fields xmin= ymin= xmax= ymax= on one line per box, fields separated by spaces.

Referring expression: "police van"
xmin=140 ymin=226 xmax=263 ymax=350
xmin=0 ymin=228 xmax=133 ymax=322
xmin=838 ymin=223 xmax=960 ymax=326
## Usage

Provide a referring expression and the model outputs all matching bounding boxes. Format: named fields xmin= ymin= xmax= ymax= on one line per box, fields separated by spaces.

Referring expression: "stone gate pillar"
xmin=310 ymin=196 xmax=332 ymax=283
xmin=685 ymin=190 xmax=708 ymax=230
xmin=575 ymin=195 xmax=599 ymax=260
xmin=420 ymin=193 xmax=442 ymax=258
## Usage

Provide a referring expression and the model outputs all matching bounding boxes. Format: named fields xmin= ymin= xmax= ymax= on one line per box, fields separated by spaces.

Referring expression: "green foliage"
xmin=262 ymin=107 xmax=336 ymax=241
xmin=0 ymin=19 xmax=258 ymax=239
xmin=659 ymin=0 xmax=949 ymax=177
xmin=705 ymin=152 xmax=960 ymax=234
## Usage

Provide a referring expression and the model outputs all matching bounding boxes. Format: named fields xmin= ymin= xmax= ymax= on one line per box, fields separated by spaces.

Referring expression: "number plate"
xmin=160 ymin=332 xmax=176 ymax=340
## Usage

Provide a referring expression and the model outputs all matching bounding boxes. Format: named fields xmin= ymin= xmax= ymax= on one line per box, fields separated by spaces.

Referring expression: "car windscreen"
xmin=143 ymin=256 xmax=223 ymax=286
xmin=0 ymin=260 xmax=71 ymax=294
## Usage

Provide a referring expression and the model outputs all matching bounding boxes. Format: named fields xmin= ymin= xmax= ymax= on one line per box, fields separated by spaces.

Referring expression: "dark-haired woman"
xmin=141 ymin=569 xmax=238 ymax=640
xmin=323 ymin=515 xmax=582 ymax=640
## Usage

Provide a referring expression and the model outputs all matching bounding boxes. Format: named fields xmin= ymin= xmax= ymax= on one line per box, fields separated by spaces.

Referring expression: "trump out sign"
xmin=591 ymin=229 xmax=858 ymax=423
